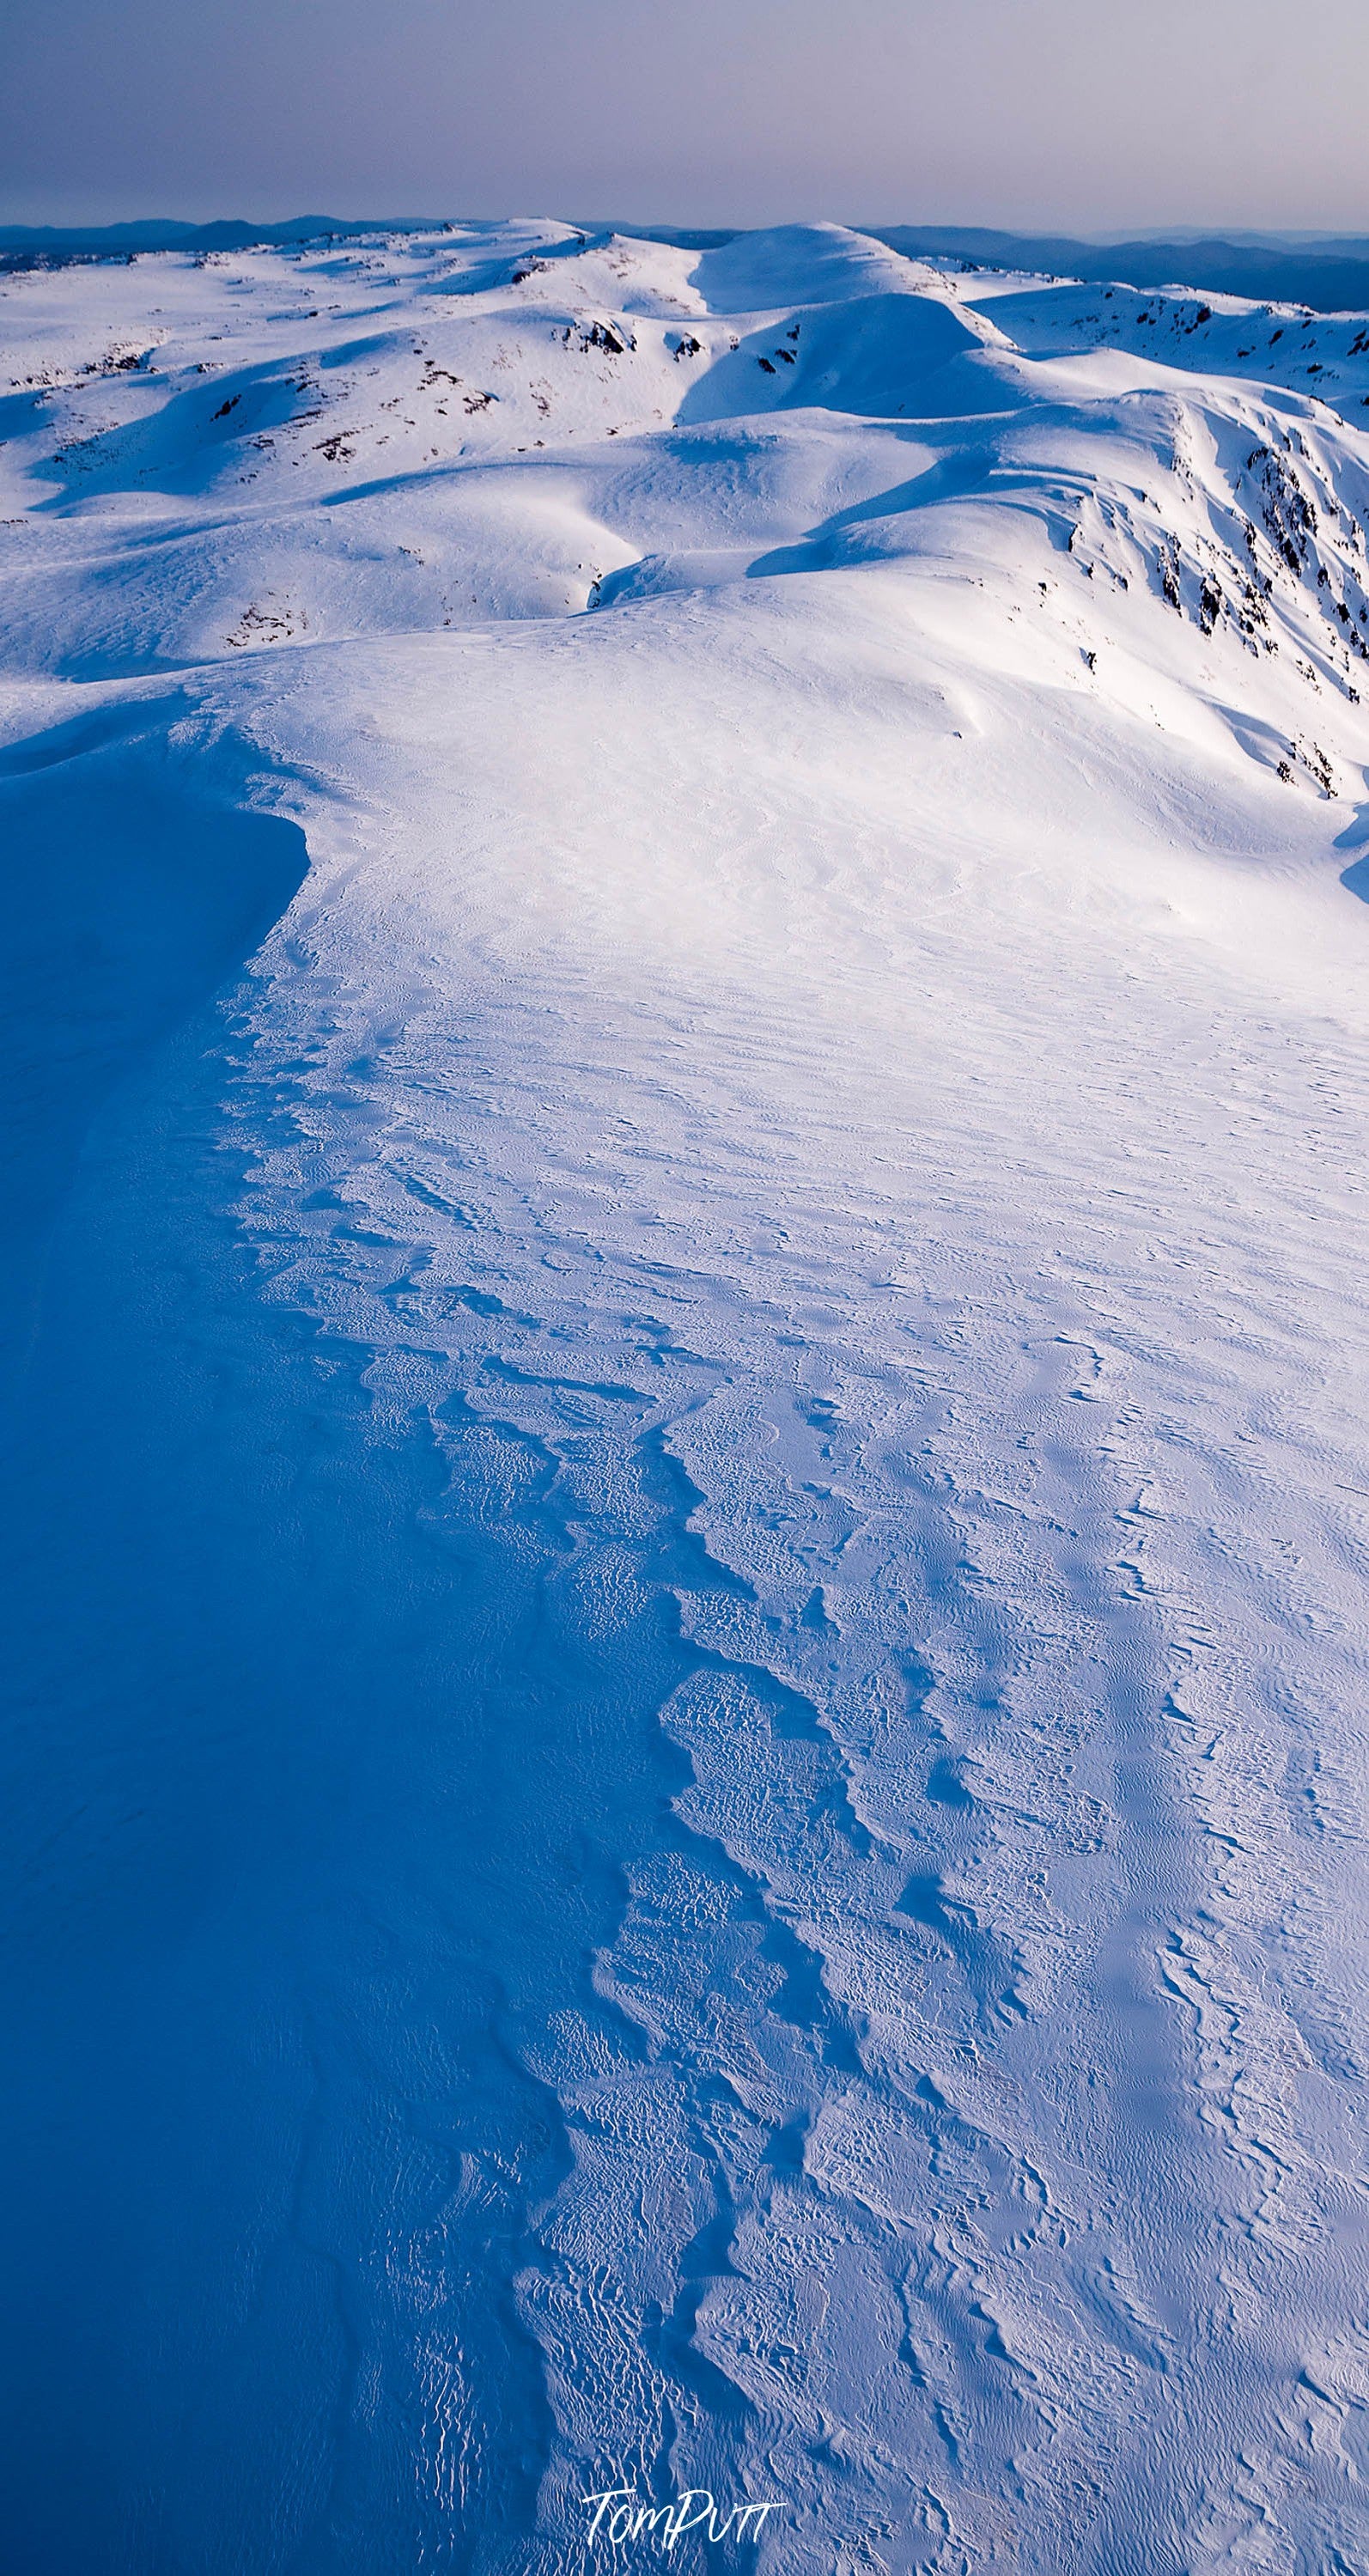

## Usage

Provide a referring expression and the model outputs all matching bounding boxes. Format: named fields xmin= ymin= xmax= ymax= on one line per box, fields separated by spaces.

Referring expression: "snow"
xmin=5 ymin=218 xmax=1369 ymax=2573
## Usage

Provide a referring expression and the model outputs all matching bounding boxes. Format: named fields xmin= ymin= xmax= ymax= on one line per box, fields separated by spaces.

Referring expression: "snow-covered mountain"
xmin=5 ymin=217 xmax=1369 ymax=2576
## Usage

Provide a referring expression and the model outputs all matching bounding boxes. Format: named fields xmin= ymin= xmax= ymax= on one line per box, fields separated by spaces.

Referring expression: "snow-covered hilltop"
xmin=9 ymin=217 xmax=1369 ymax=770
xmin=5 ymin=221 xmax=1369 ymax=2576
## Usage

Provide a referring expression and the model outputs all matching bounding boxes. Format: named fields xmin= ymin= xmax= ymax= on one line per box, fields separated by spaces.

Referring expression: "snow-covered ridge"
xmin=5 ymin=216 xmax=1369 ymax=810
xmin=6 ymin=222 xmax=1369 ymax=2576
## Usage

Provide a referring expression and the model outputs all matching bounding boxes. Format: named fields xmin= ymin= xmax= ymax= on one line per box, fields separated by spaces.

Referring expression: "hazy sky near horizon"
xmin=3 ymin=0 xmax=1367 ymax=234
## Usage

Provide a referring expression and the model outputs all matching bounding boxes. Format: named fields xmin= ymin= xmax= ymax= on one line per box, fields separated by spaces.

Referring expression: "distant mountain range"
xmin=0 ymin=215 xmax=446 ymax=259
xmin=867 ymin=225 xmax=1369 ymax=314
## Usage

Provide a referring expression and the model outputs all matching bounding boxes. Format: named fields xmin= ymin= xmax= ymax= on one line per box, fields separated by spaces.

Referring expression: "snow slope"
xmin=6 ymin=218 xmax=1369 ymax=2575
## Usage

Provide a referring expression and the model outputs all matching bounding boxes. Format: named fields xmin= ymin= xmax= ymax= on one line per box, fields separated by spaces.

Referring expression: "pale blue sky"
xmin=3 ymin=0 xmax=1366 ymax=234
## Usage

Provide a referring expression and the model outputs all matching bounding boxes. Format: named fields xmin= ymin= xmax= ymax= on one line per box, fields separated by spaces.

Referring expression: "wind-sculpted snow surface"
xmin=6 ymin=219 xmax=1369 ymax=2575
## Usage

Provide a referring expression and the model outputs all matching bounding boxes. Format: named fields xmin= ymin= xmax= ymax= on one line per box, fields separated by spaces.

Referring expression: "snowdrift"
xmin=5 ymin=216 xmax=1369 ymax=2576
